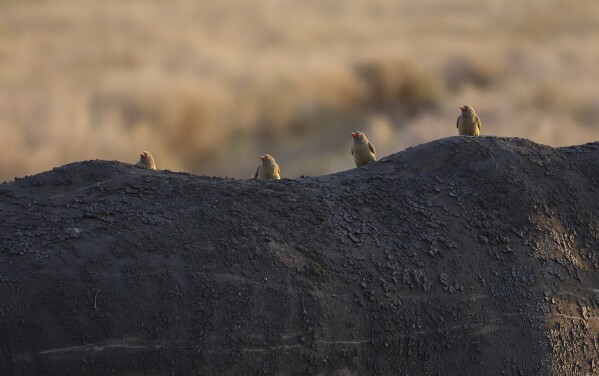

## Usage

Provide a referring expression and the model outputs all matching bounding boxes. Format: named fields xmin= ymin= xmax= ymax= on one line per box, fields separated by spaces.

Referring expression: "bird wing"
xmin=456 ymin=116 xmax=460 ymax=129
xmin=254 ymin=166 xmax=260 ymax=178
xmin=475 ymin=115 xmax=482 ymax=131
xmin=368 ymin=142 xmax=376 ymax=156
xmin=276 ymin=165 xmax=281 ymax=177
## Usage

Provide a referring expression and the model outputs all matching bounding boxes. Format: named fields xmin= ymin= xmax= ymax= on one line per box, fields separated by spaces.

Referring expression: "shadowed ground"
xmin=1 ymin=136 xmax=598 ymax=375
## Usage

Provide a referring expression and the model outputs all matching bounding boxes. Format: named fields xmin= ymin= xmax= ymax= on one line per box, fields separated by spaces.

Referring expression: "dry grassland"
xmin=0 ymin=0 xmax=598 ymax=180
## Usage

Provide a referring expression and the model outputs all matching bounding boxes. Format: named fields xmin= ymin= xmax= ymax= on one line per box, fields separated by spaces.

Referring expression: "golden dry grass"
xmin=0 ymin=0 xmax=598 ymax=180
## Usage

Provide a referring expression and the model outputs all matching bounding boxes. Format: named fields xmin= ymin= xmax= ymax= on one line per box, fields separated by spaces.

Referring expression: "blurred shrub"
xmin=443 ymin=56 xmax=505 ymax=92
xmin=354 ymin=59 xmax=444 ymax=114
xmin=573 ymin=101 xmax=599 ymax=128
xmin=90 ymin=82 xmax=233 ymax=164
xmin=528 ymin=82 xmax=561 ymax=110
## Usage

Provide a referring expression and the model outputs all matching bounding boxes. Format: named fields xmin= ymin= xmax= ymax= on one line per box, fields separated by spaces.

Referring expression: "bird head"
xmin=351 ymin=131 xmax=366 ymax=142
xmin=460 ymin=105 xmax=475 ymax=114
xmin=260 ymin=154 xmax=274 ymax=163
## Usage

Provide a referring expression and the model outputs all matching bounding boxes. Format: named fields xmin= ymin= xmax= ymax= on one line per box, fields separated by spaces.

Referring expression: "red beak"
xmin=459 ymin=106 xmax=465 ymax=111
xmin=259 ymin=155 xmax=266 ymax=161
xmin=140 ymin=153 xmax=145 ymax=158
xmin=350 ymin=132 xmax=357 ymax=138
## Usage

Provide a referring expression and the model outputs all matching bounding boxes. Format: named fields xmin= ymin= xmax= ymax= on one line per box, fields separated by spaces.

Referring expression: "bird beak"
xmin=350 ymin=132 xmax=357 ymax=138
xmin=459 ymin=106 xmax=465 ymax=111
xmin=140 ymin=153 xmax=145 ymax=158
xmin=259 ymin=155 xmax=266 ymax=161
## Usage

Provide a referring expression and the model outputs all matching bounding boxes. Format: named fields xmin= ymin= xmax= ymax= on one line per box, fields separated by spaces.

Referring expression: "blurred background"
xmin=0 ymin=0 xmax=598 ymax=181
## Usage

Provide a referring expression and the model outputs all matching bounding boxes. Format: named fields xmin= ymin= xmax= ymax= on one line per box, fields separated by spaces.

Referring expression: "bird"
xmin=351 ymin=131 xmax=376 ymax=168
xmin=135 ymin=151 xmax=157 ymax=170
xmin=254 ymin=154 xmax=281 ymax=180
xmin=457 ymin=105 xmax=482 ymax=136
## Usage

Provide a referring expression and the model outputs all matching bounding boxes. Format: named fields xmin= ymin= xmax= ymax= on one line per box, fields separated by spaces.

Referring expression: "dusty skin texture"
xmin=1 ymin=136 xmax=599 ymax=375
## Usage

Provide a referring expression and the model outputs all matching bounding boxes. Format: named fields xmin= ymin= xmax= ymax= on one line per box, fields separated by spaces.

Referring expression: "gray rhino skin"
xmin=1 ymin=136 xmax=598 ymax=375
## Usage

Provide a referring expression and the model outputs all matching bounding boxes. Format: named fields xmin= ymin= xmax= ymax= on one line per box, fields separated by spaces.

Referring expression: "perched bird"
xmin=254 ymin=154 xmax=281 ymax=180
xmin=135 ymin=151 xmax=157 ymax=170
xmin=456 ymin=105 xmax=482 ymax=136
xmin=351 ymin=131 xmax=376 ymax=168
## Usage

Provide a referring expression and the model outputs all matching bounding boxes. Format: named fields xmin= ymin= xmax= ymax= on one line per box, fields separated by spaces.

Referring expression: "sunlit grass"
xmin=0 ymin=0 xmax=598 ymax=181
